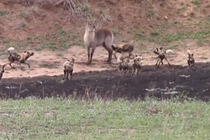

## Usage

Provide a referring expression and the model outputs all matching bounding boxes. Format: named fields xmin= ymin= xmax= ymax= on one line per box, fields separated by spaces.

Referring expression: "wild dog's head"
xmin=7 ymin=47 xmax=15 ymax=53
xmin=188 ymin=53 xmax=194 ymax=60
xmin=63 ymin=58 xmax=75 ymax=67
xmin=23 ymin=51 xmax=34 ymax=60
xmin=133 ymin=54 xmax=143 ymax=64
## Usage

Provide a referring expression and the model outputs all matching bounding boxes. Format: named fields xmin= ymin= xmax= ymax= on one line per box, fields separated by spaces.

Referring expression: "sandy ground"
xmin=1 ymin=42 xmax=210 ymax=79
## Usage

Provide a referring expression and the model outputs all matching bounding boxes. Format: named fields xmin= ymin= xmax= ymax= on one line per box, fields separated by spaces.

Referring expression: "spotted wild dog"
xmin=63 ymin=58 xmax=75 ymax=80
xmin=187 ymin=52 xmax=196 ymax=71
xmin=7 ymin=47 xmax=34 ymax=69
xmin=111 ymin=44 xmax=134 ymax=61
xmin=119 ymin=58 xmax=131 ymax=75
xmin=19 ymin=51 xmax=34 ymax=68
xmin=153 ymin=47 xmax=171 ymax=67
xmin=0 ymin=64 xmax=6 ymax=80
xmin=132 ymin=54 xmax=142 ymax=76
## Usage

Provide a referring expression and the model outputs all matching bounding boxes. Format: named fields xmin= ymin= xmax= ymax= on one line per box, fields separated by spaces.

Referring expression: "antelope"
xmin=63 ymin=58 xmax=75 ymax=80
xmin=132 ymin=54 xmax=142 ymax=75
xmin=7 ymin=47 xmax=34 ymax=69
xmin=111 ymin=44 xmax=134 ymax=60
xmin=153 ymin=47 xmax=171 ymax=67
xmin=84 ymin=21 xmax=114 ymax=65
xmin=0 ymin=65 xmax=5 ymax=80
xmin=187 ymin=52 xmax=195 ymax=71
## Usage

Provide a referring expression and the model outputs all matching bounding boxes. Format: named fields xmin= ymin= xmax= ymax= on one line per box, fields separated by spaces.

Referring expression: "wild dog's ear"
xmin=160 ymin=47 xmax=163 ymax=50
xmin=192 ymin=53 xmax=194 ymax=56
xmin=72 ymin=58 xmax=75 ymax=63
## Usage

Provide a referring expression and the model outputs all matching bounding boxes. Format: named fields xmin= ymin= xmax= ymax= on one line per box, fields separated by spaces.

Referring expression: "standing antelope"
xmin=84 ymin=21 xmax=114 ymax=65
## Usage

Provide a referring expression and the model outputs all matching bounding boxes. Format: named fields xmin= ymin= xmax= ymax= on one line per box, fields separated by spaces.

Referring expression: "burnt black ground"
xmin=1 ymin=62 xmax=210 ymax=101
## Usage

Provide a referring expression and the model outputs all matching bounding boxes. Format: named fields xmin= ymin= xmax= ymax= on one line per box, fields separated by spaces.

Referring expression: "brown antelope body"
xmin=84 ymin=22 xmax=114 ymax=65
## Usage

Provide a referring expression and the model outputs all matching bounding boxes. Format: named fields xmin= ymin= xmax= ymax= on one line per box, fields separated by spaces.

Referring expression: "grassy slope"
xmin=0 ymin=98 xmax=210 ymax=139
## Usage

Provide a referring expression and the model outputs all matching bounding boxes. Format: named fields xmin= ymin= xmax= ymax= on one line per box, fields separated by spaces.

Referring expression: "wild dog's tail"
xmin=166 ymin=49 xmax=173 ymax=54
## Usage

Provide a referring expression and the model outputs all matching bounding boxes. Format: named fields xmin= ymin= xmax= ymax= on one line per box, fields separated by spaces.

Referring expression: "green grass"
xmin=135 ymin=29 xmax=210 ymax=45
xmin=0 ymin=98 xmax=210 ymax=139
xmin=0 ymin=10 xmax=7 ymax=16
xmin=146 ymin=9 xmax=154 ymax=18
xmin=112 ymin=27 xmax=120 ymax=37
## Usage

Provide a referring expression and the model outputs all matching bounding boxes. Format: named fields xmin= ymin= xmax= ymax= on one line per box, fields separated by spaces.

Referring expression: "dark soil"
xmin=1 ymin=62 xmax=210 ymax=101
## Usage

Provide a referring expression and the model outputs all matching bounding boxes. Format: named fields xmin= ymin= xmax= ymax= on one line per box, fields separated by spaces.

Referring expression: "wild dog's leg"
xmin=113 ymin=51 xmax=117 ymax=59
xmin=21 ymin=62 xmax=30 ymax=68
xmin=66 ymin=71 xmax=69 ymax=80
xmin=164 ymin=57 xmax=171 ymax=66
xmin=63 ymin=70 xmax=67 ymax=80
xmin=70 ymin=70 xmax=73 ymax=80
xmin=9 ymin=62 xmax=15 ymax=69
xmin=155 ymin=59 xmax=159 ymax=66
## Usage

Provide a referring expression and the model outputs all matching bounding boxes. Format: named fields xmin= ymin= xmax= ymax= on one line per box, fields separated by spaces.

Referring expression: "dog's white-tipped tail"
xmin=166 ymin=49 xmax=173 ymax=54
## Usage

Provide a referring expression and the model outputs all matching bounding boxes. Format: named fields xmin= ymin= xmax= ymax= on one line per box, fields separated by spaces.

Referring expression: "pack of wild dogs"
xmin=0 ymin=21 xmax=196 ymax=81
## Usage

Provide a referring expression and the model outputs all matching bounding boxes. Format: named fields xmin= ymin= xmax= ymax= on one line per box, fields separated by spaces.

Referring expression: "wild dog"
xmin=63 ymin=58 xmax=75 ymax=80
xmin=187 ymin=52 xmax=195 ymax=71
xmin=132 ymin=54 xmax=142 ymax=76
xmin=84 ymin=21 xmax=114 ymax=65
xmin=19 ymin=51 xmax=34 ymax=68
xmin=0 ymin=65 xmax=5 ymax=80
xmin=111 ymin=44 xmax=134 ymax=61
xmin=119 ymin=58 xmax=131 ymax=75
xmin=153 ymin=47 xmax=171 ymax=67
xmin=7 ymin=47 xmax=34 ymax=69
xmin=7 ymin=47 xmax=21 ymax=68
